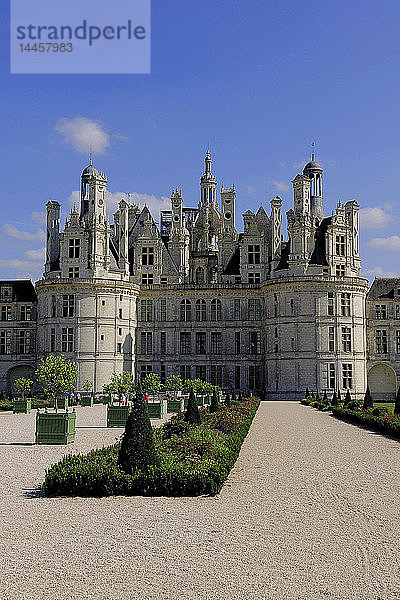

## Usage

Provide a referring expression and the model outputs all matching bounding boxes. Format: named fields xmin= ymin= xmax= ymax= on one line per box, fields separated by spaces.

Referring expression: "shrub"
xmin=331 ymin=391 xmax=338 ymax=406
xmin=184 ymin=387 xmax=201 ymax=425
xmin=305 ymin=386 xmax=310 ymax=399
xmin=322 ymin=391 xmax=328 ymax=404
xmin=162 ymin=417 xmax=191 ymax=440
xmin=332 ymin=406 xmax=400 ymax=440
xmin=395 ymin=386 xmax=400 ymax=416
xmin=343 ymin=389 xmax=351 ymax=407
xmin=209 ymin=387 xmax=219 ymax=413
xmin=117 ymin=387 xmax=158 ymax=475
xmin=224 ymin=392 xmax=231 ymax=407
xmin=363 ymin=386 xmax=373 ymax=410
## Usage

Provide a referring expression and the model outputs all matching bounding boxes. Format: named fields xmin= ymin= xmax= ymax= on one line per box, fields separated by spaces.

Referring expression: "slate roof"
xmin=0 ymin=280 xmax=37 ymax=302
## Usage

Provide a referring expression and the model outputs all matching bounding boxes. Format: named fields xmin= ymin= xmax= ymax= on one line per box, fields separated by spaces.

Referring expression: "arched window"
xmin=196 ymin=299 xmax=207 ymax=322
xmin=196 ymin=267 xmax=204 ymax=283
xmin=180 ymin=299 xmax=192 ymax=322
xmin=210 ymin=298 xmax=222 ymax=321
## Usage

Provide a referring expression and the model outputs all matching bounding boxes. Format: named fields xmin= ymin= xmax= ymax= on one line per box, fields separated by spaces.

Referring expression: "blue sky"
xmin=1 ymin=0 xmax=400 ymax=281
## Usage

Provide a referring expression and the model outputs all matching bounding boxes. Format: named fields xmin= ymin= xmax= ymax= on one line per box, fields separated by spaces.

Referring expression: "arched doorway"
xmin=7 ymin=365 xmax=35 ymax=395
xmin=367 ymin=364 xmax=397 ymax=401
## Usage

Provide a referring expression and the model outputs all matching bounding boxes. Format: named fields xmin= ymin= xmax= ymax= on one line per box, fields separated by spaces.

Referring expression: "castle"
xmin=1 ymin=152 xmax=398 ymax=400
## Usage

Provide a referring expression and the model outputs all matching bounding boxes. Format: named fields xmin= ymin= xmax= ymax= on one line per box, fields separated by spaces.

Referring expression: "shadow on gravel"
xmin=76 ymin=426 xmax=107 ymax=429
xmin=23 ymin=486 xmax=45 ymax=499
xmin=329 ymin=414 xmax=400 ymax=443
xmin=0 ymin=442 xmax=35 ymax=446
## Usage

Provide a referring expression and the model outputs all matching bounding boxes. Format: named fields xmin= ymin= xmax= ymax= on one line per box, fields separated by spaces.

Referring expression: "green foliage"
xmin=343 ymin=389 xmax=351 ymax=407
xmin=332 ymin=406 xmax=400 ymax=440
xmin=322 ymin=390 xmax=328 ymax=404
xmin=82 ymin=380 xmax=93 ymax=393
xmin=337 ymin=389 xmax=342 ymax=402
xmin=305 ymin=387 xmax=310 ymax=398
xmin=165 ymin=375 xmax=183 ymax=392
xmin=108 ymin=371 xmax=135 ymax=400
xmin=231 ymin=391 xmax=236 ymax=404
xmin=162 ymin=416 xmax=191 ymax=439
xmin=184 ymin=387 xmax=201 ymax=425
xmin=141 ymin=372 xmax=162 ymax=394
xmin=395 ymin=386 xmax=400 ymax=416
xmin=35 ymin=356 xmax=77 ymax=410
xmin=209 ymin=387 xmax=219 ymax=413
xmin=117 ymin=387 xmax=158 ymax=475
xmin=44 ymin=396 xmax=260 ymax=497
xmin=363 ymin=385 xmax=374 ymax=410
xmin=331 ymin=391 xmax=338 ymax=406
xmin=14 ymin=377 xmax=33 ymax=399
xmin=224 ymin=392 xmax=231 ymax=407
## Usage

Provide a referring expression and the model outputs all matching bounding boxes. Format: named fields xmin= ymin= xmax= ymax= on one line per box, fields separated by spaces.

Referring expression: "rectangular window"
xmin=396 ymin=305 xmax=400 ymax=320
xmin=18 ymin=330 xmax=33 ymax=354
xmin=141 ymin=247 xmax=154 ymax=266
xmin=180 ymin=365 xmax=191 ymax=381
xmin=195 ymin=365 xmax=207 ymax=381
xmin=68 ymin=238 xmax=80 ymax=258
xmin=342 ymin=363 xmax=353 ymax=389
xmin=248 ymin=298 xmax=261 ymax=321
xmin=376 ymin=329 xmax=388 ymax=354
xmin=160 ymin=299 xmax=166 ymax=322
xmin=180 ymin=300 xmax=192 ymax=322
xmin=375 ymin=304 xmax=387 ymax=320
xmin=248 ymin=273 xmax=261 ymax=284
xmin=196 ymin=300 xmax=207 ymax=322
xmin=328 ymin=292 xmax=334 ymax=316
xmin=396 ymin=331 xmax=400 ymax=354
xmin=340 ymin=293 xmax=351 ymax=316
xmin=210 ymin=300 xmax=221 ymax=321
xmin=20 ymin=305 xmax=32 ymax=321
xmin=140 ymin=332 xmax=153 ymax=355
xmin=140 ymin=365 xmax=152 ymax=380
xmin=210 ymin=365 xmax=222 ymax=387
xmin=336 ymin=265 xmax=345 ymax=277
xmin=211 ymin=332 xmax=222 ymax=354
xmin=180 ymin=332 xmax=191 ymax=354
xmin=249 ymin=365 xmax=261 ymax=390
xmin=341 ymin=327 xmax=352 ymax=352
xmin=51 ymin=295 xmax=57 ymax=318
xmin=160 ymin=332 xmax=166 ymax=355
xmin=1 ymin=306 xmax=12 ymax=321
xmin=234 ymin=298 xmax=241 ymax=321
xmin=248 ymin=244 xmax=261 ymax=264
xmin=328 ymin=364 xmax=335 ymax=389
xmin=141 ymin=273 xmax=154 ymax=285
xmin=117 ymin=343 xmax=122 ymax=353
xmin=119 ymin=308 xmax=123 ymax=319
xmin=141 ymin=299 xmax=153 ymax=322
xmin=0 ymin=330 xmax=11 ymax=355
xmin=290 ymin=298 xmax=294 ymax=314
xmin=62 ymin=295 xmax=74 ymax=317
xmin=50 ymin=328 xmax=56 ymax=353
xmin=61 ymin=327 xmax=74 ymax=352
xmin=234 ymin=365 xmax=241 ymax=390
xmin=68 ymin=267 xmax=79 ymax=279
xmin=235 ymin=331 xmax=240 ymax=354
xmin=195 ymin=332 xmax=206 ymax=354
xmin=249 ymin=331 xmax=261 ymax=354
xmin=335 ymin=235 xmax=345 ymax=256
xmin=160 ymin=365 xmax=166 ymax=385
xmin=329 ymin=326 xmax=335 ymax=352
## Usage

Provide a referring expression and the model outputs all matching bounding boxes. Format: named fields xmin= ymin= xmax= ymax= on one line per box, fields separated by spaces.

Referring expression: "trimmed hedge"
xmin=331 ymin=406 xmax=400 ymax=439
xmin=43 ymin=396 xmax=260 ymax=497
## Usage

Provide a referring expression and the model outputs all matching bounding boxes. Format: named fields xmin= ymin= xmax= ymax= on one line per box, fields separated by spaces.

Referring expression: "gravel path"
xmin=1 ymin=402 xmax=400 ymax=600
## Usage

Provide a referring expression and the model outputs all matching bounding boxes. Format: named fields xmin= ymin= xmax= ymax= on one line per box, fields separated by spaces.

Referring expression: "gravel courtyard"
xmin=1 ymin=401 xmax=400 ymax=600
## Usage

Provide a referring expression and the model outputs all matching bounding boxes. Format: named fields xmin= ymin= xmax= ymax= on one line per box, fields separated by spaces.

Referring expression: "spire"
xmin=311 ymin=141 xmax=315 ymax=161
xmin=205 ymin=149 xmax=212 ymax=174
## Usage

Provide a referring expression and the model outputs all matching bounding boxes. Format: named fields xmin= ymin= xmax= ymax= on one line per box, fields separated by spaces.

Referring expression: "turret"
xmin=303 ymin=155 xmax=324 ymax=222
xmin=200 ymin=150 xmax=217 ymax=208
xmin=45 ymin=200 xmax=60 ymax=273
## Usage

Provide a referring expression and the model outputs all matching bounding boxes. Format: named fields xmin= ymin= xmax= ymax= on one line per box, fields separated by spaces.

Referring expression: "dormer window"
xmin=69 ymin=238 xmax=80 ymax=258
xmin=248 ymin=245 xmax=260 ymax=265
xmin=142 ymin=247 xmax=154 ymax=266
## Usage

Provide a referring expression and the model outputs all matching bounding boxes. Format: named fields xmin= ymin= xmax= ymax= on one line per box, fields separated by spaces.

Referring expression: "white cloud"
xmin=278 ymin=161 xmax=286 ymax=167
xmin=362 ymin=266 xmax=399 ymax=278
xmin=55 ymin=117 xmax=110 ymax=155
xmin=269 ymin=180 xmax=289 ymax=193
xmin=67 ymin=189 xmax=171 ymax=222
xmin=359 ymin=206 xmax=392 ymax=230
xmin=247 ymin=185 xmax=257 ymax=195
xmin=31 ymin=211 xmax=46 ymax=225
xmin=0 ymin=247 xmax=45 ymax=273
xmin=369 ymin=235 xmax=400 ymax=250
xmin=3 ymin=224 xmax=45 ymax=241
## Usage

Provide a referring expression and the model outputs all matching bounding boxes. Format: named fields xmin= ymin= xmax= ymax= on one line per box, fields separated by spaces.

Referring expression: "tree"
xmin=108 ymin=371 xmax=135 ymax=403
xmin=337 ymin=389 xmax=342 ymax=403
xmin=224 ymin=392 xmax=231 ymax=407
xmin=331 ymin=390 xmax=338 ymax=406
xmin=343 ymin=389 xmax=351 ymax=407
xmin=14 ymin=377 xmax=33 ymax=400
xmin=82 ymin=380 xmax=93 ymax=394
xmin=210 ymin=387 xmax=219 ymax=413
xmin=363 ymin=385 xmax=374 ymax=410
xmin=237 ymin=390 xmax=242 ymax=403
xmin=184 ymin=387 xmax=201 ymax=425
xmin=231 ymin=391 xmax=236 ymax=404
xmin=35 ymin=356 xmax=77 ymax=411
xmin=315 ymin=390 xmax=320 ymax=401
xmin=395 ymin=386 xmax=400 ymax=416
xmin=118 ymin=386 xmax=158 ymax=475
xmin=305 ymin=386 xmax=310 ymax=399
xmin=323 ymin=390 xmax=328 ymax=404
xmin=142 ymin=373 xmax=161 ymax=395
xmin=165 ymin=375 xmax=183 ymax=392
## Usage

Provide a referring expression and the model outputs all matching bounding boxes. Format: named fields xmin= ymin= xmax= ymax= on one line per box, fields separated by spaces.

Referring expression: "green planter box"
xmin=167 ymin=399 xmax=182 ymax=413
xmin=196 ymin=395 xmax=205 ymax=407
xmin=182 ymin=395 xmax=189 ymax=409
xmin=56 ymin=398 xmax=68 ymax=411
xmin=98 ymin=395 xmax=111 ymax=405
xmin=147 ymin=402 xmax=163 ymax=419
xmin=107 ymin=404 xmax=132 ymax=427
xmin=13 ymin=398 xmax=32 ymax=414
xmin=80 ymin=395 xmax=94 ymax=407
xmin=36 ymin=411 xmax=76 ymax=444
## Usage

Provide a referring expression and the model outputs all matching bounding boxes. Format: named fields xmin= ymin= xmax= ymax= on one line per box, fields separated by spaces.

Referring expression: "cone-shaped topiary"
xmin=395 ymin=386 xmax=400 ymax=416
xmin=331 ymin=390 xmax=338 ymax=406
xmin=231 ymin=391 xmax=236 ymax=404
xmin=237 ymin=390 xmax=242 ymax=403
xmin=305 ymin=387 xmax=310 ymax=398
xmin=337 ymin=389 xmax=342 ymax=402
xmin=363 ymin=385 xmax=374 ymax=410
xmin=184 ymin=387 xmax=201 ymax=425
xmin=224 ymin=392 xmax=231 ymax=407
xmin=210 ymin=387 xmax=219 ymax=413
xmin=118 ymin=386 xmax=158 ymax=475
xmin=344 ymin=389 xmax=351 ymax=407
xmin=310 ymin=391 xmax=314 ymax=399
xmin=315 ymin=390 xmax=320 ymax=401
